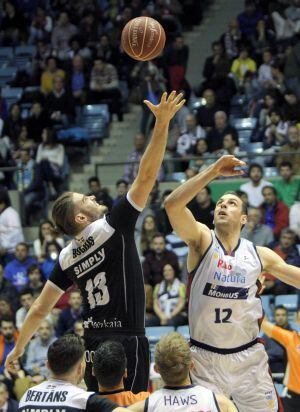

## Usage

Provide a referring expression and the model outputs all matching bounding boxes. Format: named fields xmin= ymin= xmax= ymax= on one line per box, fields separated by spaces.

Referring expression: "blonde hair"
xmin=155 ymin=332 xmax=191 ymax=385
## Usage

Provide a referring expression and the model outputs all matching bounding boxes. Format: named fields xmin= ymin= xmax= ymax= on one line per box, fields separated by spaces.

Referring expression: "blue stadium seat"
xmin=15 ymin=45 xmax=37 ymax=56
xmin=165 ymin=172 xmax=186 ymax=182
xmin=264 ymin=167 xmax=279 ymax=178
xmin=177 ymin=325 xmax=190 ymax=340
xmin=275 ymin=295 xmax=298 ymax=312
xmin=80 ymin=105 xmax=110 ymax=140
xmin=260 ymin=295 xmax=273 ymax=320
xmin=245 ymin=142 xmax=263 ymax=153
xmin=274 ymin=383 xmax=286 ymax=398
xmin=146 ymin=326 xmax=175 ymax=343
xmin=1 ymin=87 xmax=23 ymax=108
xmin=0 ymin=47 xmax=13 ymax=67
xmin=0 ymin=67 xmax=17 ymax=86
xmin=231 ymin=117 xmax=257 ymax=130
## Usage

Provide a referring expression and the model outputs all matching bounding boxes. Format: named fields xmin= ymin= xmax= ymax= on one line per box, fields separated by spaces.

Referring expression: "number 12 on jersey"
xmin=85 ymin=272 xmax=110 ymax=309
xmin=214 ymin=308 xmax=232 ymax=323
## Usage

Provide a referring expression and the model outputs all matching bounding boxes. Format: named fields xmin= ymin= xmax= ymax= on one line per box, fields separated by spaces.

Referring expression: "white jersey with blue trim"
xmin=146 ymin=385 xmax=220 ymax=412
xmin=189 ymin=230 xmax=263 ymax=349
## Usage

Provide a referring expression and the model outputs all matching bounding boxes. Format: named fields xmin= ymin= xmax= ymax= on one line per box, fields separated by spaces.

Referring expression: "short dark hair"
xmin=223 ymin=191 xmax=248 ymax=215
xmin=248 ymin=163 xmax=263 ymax=175
xmin=116 ymin=179 xmax=128 ymax=187
xmin=0 ymin=316 xmax=14 ymax=326
xmin=27 ymin=264 xmax=41 ymax=275
xmin=88 ymin=176 xmax=100 ymax=185
xmin=19 ymin=288 xmax=33 ymax=298
xmin=93 ymin=341 xmax=127 ymax=388
xmin=202 ymin=186 xmax=211 ymax=195
xmin=262 ymin=185 xmax=277 ymax=196
xmin=0 ymin=189 xmax=11 ymax=207
xmin=274 ymin=305 xmax=288 ymax=314
xmin=279 ymin=161 xmax=292 ymax=169
xmin=16 ymin=242 xmax=29 ymax=250
xmin=152 ymin=232 xmax=165 ymax=242
xmin=47 ymin=335 xmax=84 ymax=375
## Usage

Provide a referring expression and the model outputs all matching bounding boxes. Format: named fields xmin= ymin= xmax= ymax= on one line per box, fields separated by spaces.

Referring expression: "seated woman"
xmin=41 ymin=241 xmax=62 ymax=279
xmin=136 ymin=215 xmax=158 ymax=257
xmin=33 ymin=220 xmax=65 ymax=263
xmin=146 ymin=263 xmax=187 ymax=327
xmin=36 ymin=128 xmax=66 ymax=198
xmin=188 ymin=138 xmax=213 ymax=172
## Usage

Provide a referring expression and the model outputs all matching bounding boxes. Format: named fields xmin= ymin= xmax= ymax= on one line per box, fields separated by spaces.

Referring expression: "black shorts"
xmin=84 ymin=332 xmax=150 ymax=393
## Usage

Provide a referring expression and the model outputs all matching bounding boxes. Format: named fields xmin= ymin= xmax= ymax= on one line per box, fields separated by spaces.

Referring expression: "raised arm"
xmin=257 ymin=246 xmax=300 ymax=289
xmin=216 ymin=394 xmax=238 ymax=412
xmin=5 ymin=281 xmax=63 ymax=370
xmin=129 ymin=91 xmax=185 ymax=209
xmin=164 ymin=155 xmax=246 ymax=245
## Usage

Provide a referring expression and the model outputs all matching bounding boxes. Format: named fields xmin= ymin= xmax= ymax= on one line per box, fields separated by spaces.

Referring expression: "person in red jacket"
xmin=260 ymin=186 xmax=289 ymax=239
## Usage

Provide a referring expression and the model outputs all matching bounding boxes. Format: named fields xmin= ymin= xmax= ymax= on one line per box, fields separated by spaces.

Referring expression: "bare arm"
xmin=5 ymin=281 xmax=63 ymax=369
xmin=127 ymin=400 xmax=145 ymax=411
xmin=216 ymin=394 xmax=238 ymax=412
xmin=258 ymin=246 xmax=300 ymax=289
xmin=164 ymin=156 xmax=246 ymax=245
xmin=261 ymin=317 xmax=275 ymax=338
xmin=129 ymin=91 xmax=185 ymax=209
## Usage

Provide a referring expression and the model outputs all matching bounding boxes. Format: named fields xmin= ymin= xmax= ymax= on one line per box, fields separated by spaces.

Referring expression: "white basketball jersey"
xmin=189 ymin=231 xmax=263 ymax=349
xmin=146 ymin=385 xmax=220 ymax=412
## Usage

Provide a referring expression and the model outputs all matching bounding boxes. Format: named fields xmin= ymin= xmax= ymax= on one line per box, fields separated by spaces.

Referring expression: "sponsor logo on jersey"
xmin=265 ymin=390 xmax=276 ymax=409
xmin=83 ymin=316 xmax=122 ymax=329
xmin=74 ymin=247 xmax=105 ymax=277
xmin=72 ymin=236 xmax=95 ymax=258
xmin=213 ymin=259 xmax=246 ymax=283
xmin=203 ymin=283 xmax=249 ymax=299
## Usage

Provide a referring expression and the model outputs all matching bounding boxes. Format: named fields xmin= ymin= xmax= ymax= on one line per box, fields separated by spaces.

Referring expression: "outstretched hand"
xmin=143 ymin=91 xmax=185 ymax=121
xmin=213 ymin=155 xmax=246 ymax=177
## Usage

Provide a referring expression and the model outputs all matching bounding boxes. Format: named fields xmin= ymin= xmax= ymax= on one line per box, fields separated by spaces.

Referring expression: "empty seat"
xmin=1 ymin=87 xmax=23 ymax=107
xmin=275 ymin=295 xmax=298 ymax=312
xmin=15 ymin=45 xmax=37 ymax=56
xmin=0 ymin=47 xmax=13 ymax=67
xmin=231 ymin=117 xmax=257 ymax=130
xmin=245 ymin=142 xmax=263 ymax=153
xmin=264 ymin=167 xmax=279 ymax=178
xmin=80 ymin=105 xmax=110 ymax=140
xmin=177 ymin=325 xmax=190 ymax=340
xmin=260 ymin=294 xmax=273 ymax=320
xmin=0 ymin=67 xmax=17 ymax=86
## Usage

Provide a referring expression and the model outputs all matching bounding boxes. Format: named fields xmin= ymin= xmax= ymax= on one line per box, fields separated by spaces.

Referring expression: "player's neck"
xmin=99 ymin=382 xmax=125 ymax=393
xmin=165 ymin=376 xmax=191 ymax=388
xmin=50 ymin=373 xmax=78 ymax=386
xmin=215 ymin=228 xmax=240 ymax=253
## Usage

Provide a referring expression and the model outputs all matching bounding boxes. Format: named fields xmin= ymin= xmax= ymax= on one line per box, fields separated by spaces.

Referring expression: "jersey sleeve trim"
xmin=47 ymin=280 xmax=65 ymax=294
xmin=127 ymin=192 xmax=143 ymax=212
xmin=253 ymin=244 xmax=263 ymax=272
xmin=213 ymin=393 xmax=221 ymax=412
xmin=144 ymin=397 xmax=149 ymax=412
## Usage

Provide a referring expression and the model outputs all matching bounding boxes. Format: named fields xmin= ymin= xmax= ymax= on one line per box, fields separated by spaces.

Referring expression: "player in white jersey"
xmin=130 ymin=332 xmax=236 ymax=412
xmin=164 ymin=155 xmax=300 ymax=412
xmin=18 ymin=334 xmax=126 ymax=412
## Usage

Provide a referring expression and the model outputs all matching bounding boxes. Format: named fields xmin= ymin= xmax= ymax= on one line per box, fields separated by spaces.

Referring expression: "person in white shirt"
xmin=0 ymin=190 xmax=24 ymax=258
xmin=130 ymin=332 xmax=236 ymax=412
xmin=176 ymin=114 xmax=206 ymax=156
xmin=15 ymin=288 xmax=35 ymax=330
xmin=33 ymin=220 xmax=65 ymax=262
xmin=258 ymin=49 xmax=274 ymax=88
xmin=289 ymin=201 xmax=300 ymax=238
xmin=240 ymin=163 xmax=273 ymax=207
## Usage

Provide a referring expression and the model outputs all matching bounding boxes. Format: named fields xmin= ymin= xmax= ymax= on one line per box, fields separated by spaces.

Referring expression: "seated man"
xmin=0 ymin=382 xmax=18 ymax=412
xmin=242 ymin=207 xmax=274 ymax=246
xmin=260 ymin=186 xmax=289 ymax=239
xmin=19 ymin=335 xmax=127 ymax=411
xmin=130 ymin=332 xmax=236 ymax=412
xmin=56 ymin=289 xmax=83 ymax=337
xmin=94 ymin=341 xmax=149 ymax=406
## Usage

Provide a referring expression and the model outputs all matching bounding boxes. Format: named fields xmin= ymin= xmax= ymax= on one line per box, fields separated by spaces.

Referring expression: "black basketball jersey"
xmin=49 ymin=194 xmax=145 ymax=335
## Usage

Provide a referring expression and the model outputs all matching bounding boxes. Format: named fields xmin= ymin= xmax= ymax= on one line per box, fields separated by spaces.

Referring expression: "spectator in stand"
xmin=206 ymin=111 xmax=237 ymax=152
xmin=240 ymin=163 xmax=272 ymax=207
xmin=51 ymin=12 xmax=77 ymax=60
xmin=195 ymin=89 xmax=223 ymax=131
xmin=202 ymin=41 xmax=231 ymax=83
xmin=4 ymin=243 xmax=36 ymax=292
xmin=261 ymin=186 xmax=289 ymax=239
xmin=56 ymin=289 xmax=82 ymax=337
xmin=284 ymin=39 xmax=300 ymax=99
xmin=25 ymin=265 xmax=45 ymax=298
xmin=0 ymin=382 xmax=18 ymax=412
xmin=41 ymin=241 xmax=62 ymax=279
xmin=176 ymin=114 xmax=206 ymax=157
xmin=237 ymin=0 xmax=263 ymax=39
xmin=143 ymin=233 xmax=180 ymax=286
xmin=276 ymin=125 xmax=300 ymax=175
xmin=0 ymin=318 xmax=18 ymax=375
xmin=263 ymin=305 xmax=293 ymax=375
xmin=46 ymin=77 xmax=74 ymax=127
xmin=188 ymin=186 xmax=215 ymax=229
xmin=24 ymin=320 xmax=56 ymax=378
xmin=0 ymin=265 xmax=19 ymax=311
xmin=14 ymin=125 xmax=35 ymax=152
xmin=269 ymin=62 xmax=286 ymax=94
xmin=272 ymin=3 xmax=300 ymax=41
xmin=217 ymin=131 xmax=245 ymax=157
xmin=257 ymin=91 xmax=279 ymax=129
xmin=262 ymin=109 xmax=288 ymax=150
xmin=15 ymin=149 xmax=45 ymax=222
xmin=68 ymin=55 xmax=88 ymax=106
xmin=94 ymin=341 xmax=150 ymax=406
xmin=26 ymin=101 xmax=49 ymax=145
xmin=289 ymin=198 xmax=300 ymax=239
xmin=274 ymin=161 xmax=300 ymax=208
xmin=147 ymin=263 xmax=187 ymax=327
xmin=73 ymin=320 xmax=84 ymax=338
xmin=36 ymin=128 xmax=66 ymax=198
xmin=28 ymin=6 xmax=53 ymax=44
xmin=33 ymin=220 xmax=64 ymax=263
xmin=230 ymin=47 xmax=257 ymax=87
xmin=0 ymin=1 xmax=27 ymax=46
xmin=282 ymin=90 xmax=300 ymax=122
xmin=242 ymin=207 xmax=274 ymax=246
xmin=262 ymin=317 xmax=300 ymax=412
xmin=258 ymin=49 xmax=274 ymax=89
xmin=2 ymin=104 xmax=22 ymax=147
xmin=0 ymin=189 xmax=24 ymax=262
xmin=0 ymin=299 xmax=14 ymax=324
xmin=40 ymin=57 xmax=65 ymax=95
xmin=123 ymin=133 xmax=146 ymax=184
xmin=136 ymin=215 xmax=158 ymax=257
xmin=113 ymin=179 xmax=129 ymax=206
xmin=94 ymin=34 xmax=117 ymax=64
xmin=220 ymin=19 xmax=241 ymax=60
xmin=164 ymin=35 xmax=189 ymax=91
xmin=188 ymin=138 xmax=213 ymax=173
xmin=87 ymin=176 xmax=113 ymax=210
xmin=78 ymin=11 xmax=100 ymax=48
xmin=15 ymin=289 xmax=34 ymax=331
xmin=89 ymin=58 xmax=122 ymax=121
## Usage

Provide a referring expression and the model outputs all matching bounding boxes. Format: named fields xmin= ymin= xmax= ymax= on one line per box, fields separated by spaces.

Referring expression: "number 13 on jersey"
xmin=85 ymin=272 xmax=110 ymax=309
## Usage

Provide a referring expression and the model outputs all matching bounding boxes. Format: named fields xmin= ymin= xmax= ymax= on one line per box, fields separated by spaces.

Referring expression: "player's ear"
xmin=241 ymin=214 xmax=247 ymax=226
xmin=75 ymin=212 xmax=88 ymax=225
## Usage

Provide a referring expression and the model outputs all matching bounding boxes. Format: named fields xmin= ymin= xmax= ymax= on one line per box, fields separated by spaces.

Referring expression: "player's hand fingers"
xmin=161 ymin=91 xmax=167 ymax=103
xmin=143 ymin=100 xmax=155 ymax=112
xmin=167 ymin=90 xmax=176 ymax=103
xmin=173 ymin=92 xmax=184 ymax=105
xmin=174 ymin=99 xmax=186 ymax=112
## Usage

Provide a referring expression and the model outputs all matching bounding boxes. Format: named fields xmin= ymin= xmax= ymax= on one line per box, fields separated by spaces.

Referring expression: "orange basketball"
xmin=121 ymin=17 xmax=166 ymax=61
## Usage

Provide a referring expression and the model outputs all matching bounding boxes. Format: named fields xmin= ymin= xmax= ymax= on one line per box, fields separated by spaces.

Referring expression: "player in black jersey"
xmin=6 ymin=91 xmax=185 ymax=393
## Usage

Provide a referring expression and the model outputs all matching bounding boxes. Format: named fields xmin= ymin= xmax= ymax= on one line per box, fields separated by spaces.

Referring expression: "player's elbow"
xmin=164 ymin=195 xmax=177 ymax=212
xmin=31 ymin=298 xmax=52 ymax=319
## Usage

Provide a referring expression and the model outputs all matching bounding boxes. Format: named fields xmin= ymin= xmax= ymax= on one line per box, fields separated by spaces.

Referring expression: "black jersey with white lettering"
xmin=18 ymin=380 xmax=117 ymax=412
xmin=49 ymin=194 xmax=145 ymax=335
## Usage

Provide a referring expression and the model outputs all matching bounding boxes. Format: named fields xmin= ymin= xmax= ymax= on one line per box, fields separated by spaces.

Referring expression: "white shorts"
xmin=190 ymin=342 xmax=282 ymax=412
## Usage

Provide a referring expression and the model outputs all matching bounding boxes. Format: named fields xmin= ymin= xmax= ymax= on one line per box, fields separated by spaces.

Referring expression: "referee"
xmin=6 ymin=92 xmax=185 ymax=392
xmin=19 ymin=334 xmax=127 ymax=412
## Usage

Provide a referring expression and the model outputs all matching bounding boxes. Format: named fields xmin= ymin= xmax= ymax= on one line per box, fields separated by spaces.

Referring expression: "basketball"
xmin=121 ymin=17 xmax=166 ymax=61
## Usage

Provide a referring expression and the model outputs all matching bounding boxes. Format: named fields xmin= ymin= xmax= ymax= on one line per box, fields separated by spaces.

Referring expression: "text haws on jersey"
xmin=203 ymin=283 xmax=249 ymax=299
xmin=164 ymin=394 xmax=211 ymax=410
xmin=25 ymin=389 xmax=68 ymax=403
xmin=74 ymin=248 xmax=105 ymax=277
